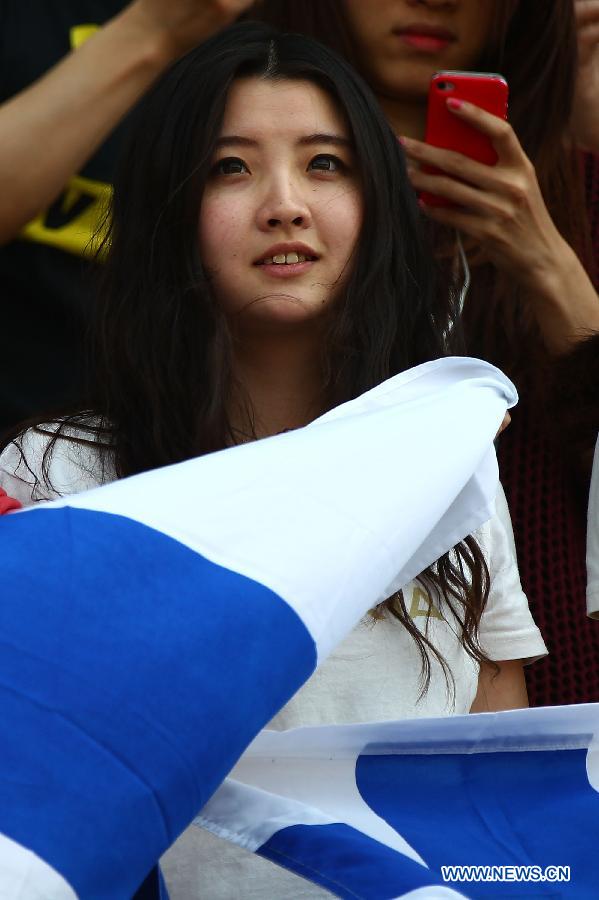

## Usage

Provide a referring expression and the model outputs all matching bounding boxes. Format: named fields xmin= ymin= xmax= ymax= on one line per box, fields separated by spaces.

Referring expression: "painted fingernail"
xmin=447 ymin=97 xmax=464 ymax=110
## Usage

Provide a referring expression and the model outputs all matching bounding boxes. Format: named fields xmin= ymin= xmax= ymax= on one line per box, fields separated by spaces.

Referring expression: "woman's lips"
xmin=401 ymin=34 xmax=450 ymax=52
xmin=395 ymin=29 xmax=455 ymax=53
xmin=257 ymin=261 xmax=316 ymax=278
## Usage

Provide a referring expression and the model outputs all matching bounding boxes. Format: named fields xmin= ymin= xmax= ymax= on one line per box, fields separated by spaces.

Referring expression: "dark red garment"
xmin=498 ymin=396 xmax=597 ymax=705
xmin=498 ymin=152 xmax=599 ymax=706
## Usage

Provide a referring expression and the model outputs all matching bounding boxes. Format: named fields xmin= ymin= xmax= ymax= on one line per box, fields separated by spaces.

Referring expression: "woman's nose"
xmin=266 ymin=212 xmax=306 ymax=228
xmin=256 ymin=181 xmax=312 ymax=231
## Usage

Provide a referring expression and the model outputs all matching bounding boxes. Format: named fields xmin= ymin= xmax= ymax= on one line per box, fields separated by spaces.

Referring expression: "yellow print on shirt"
xmin=20 ymin=174 xmax=111 ymax=258
xmin=70 ymin=25 xmax=100 ymax=48
xmin=18 ymin=23 xmax=111 ymax=259
xmin=409 ymin=586 xmax=444 ymax=621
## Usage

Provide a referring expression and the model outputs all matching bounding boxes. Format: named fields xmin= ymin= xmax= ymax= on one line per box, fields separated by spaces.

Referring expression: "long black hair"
xmin=93 ymin=21 xmax=461 ymax=464
xmin=11 ymin=23 xmax=491 ymax=696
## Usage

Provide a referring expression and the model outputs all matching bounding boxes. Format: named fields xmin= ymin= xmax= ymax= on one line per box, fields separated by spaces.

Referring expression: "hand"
xmin=572 ymin=0 xmax=599 ymax=151
xmin=402 ymin=99 xmax=599 ymax=354
xmin=127 ymin=0 xmax=256 ymax=59
xmin=401 ymin=100 xmax=568 ymax=295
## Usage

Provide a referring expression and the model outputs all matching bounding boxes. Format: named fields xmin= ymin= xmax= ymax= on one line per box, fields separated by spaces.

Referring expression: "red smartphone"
xmin=421 ymin=71 xmax=509 ymax=207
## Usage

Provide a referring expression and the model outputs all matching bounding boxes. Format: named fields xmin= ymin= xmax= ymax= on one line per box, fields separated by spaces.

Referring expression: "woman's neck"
xmin=377 ymin=93 xmax=427 ymax=140
xmin=229 ymin=329 xmax=325 ymax=441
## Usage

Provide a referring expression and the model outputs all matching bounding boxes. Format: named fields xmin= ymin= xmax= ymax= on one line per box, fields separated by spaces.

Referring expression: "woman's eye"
xmin=309 ymin=154 xmax=343 ymax=172
xmin=215 ymin=157 xmax=249 ymax=175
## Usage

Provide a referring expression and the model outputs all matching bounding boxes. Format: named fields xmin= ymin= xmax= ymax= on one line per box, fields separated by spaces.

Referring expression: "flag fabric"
xmin=0 ymin=357 xmax=515 ymax=899
xmin=197 ymin=703 xmax=599 ymax=899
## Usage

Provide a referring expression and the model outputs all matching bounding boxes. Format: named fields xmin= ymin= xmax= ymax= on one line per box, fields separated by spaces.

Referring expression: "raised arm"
xmin=0 ymin=0 xmax=253 ymax=244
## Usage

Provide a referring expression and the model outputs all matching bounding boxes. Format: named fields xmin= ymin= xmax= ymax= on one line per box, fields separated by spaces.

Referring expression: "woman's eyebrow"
xmin=214 ymin=135 xmax=258 ymax=148
xmin=214 ymin=133 xmax=352 ymax=149
xmin=298 ymin=133 xmax=352 ymax=148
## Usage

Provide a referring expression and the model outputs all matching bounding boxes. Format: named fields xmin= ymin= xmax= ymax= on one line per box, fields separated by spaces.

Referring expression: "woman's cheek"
xmin=198 ymin=198 xmax=244 ymax=267
xmin=328 ymin=193 xmax=363 ymax=264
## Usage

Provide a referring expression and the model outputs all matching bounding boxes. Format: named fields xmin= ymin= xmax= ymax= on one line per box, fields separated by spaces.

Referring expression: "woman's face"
xmin=198 ymin=77 xmax=363 ymax=332
xmin=343 ymin=0 xmax=496 ymax=102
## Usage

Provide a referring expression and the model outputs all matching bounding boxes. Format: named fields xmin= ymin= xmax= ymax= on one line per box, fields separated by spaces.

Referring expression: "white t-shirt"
xmin=0 ymin=425 xmax=547 ymax=898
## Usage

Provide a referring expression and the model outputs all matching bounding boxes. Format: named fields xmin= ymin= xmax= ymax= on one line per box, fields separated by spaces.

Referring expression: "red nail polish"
xmin=447 ymin=97 xmax=464 ymax=110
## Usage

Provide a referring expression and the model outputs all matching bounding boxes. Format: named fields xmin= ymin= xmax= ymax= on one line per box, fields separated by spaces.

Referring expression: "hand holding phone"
xmin=421 ymin=71 xmax=509 ymax=207
xmin=401 ymin=72 xmax=574 ymax=305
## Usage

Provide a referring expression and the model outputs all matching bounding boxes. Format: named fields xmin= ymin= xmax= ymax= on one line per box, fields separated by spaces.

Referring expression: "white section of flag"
xmin=0 ymin=834 xmax=77 ymax=900
xmin=196 ymin=705 xmax=599 ymax=892
xmin=50 ymin=357 xmax=515 ymax=662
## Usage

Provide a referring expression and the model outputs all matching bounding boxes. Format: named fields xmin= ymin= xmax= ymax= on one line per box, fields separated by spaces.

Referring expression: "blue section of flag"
xmin=355 ymin=748 xmax=599 ymax=897
xmin=259 ymin=822 xmax=459 ymax=898
xmin=0 ymin=507 xmax=314 ymax=899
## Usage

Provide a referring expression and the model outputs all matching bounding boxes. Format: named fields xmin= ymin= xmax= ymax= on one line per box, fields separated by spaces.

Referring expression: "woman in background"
xmin=250 ymin=0 xmax=599 ymax=706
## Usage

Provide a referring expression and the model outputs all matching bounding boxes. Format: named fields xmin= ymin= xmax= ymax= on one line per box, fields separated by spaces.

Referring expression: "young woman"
xmin=250 ymin=0 xmax=599 ymax=707
xmin=0 ymin=23 xmax=545 ymax=896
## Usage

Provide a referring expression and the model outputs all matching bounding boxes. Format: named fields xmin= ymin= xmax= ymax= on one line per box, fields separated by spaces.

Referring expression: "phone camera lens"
xmin=437 ymin=81 xmax=455 ymax=92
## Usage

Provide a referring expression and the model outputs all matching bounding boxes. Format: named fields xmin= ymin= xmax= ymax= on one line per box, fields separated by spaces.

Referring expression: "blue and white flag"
xmin=198 ymin=703 xmax=599 ymax=899
xmin=0 ymin=358 xmax=514 ymax=899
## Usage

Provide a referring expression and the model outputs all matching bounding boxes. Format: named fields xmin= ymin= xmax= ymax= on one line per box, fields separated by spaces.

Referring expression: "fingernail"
xmin=447 ymin=97 xmax=464 ymax=111
xmin=398 ymin=135 xmax=409 ymax=145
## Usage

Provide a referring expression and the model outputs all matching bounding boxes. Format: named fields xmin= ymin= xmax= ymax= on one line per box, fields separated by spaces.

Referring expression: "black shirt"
xmin=0 ymin=1 xmax=127 ymax=432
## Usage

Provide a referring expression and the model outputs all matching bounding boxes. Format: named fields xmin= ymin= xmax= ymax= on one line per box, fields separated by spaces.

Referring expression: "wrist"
xmin=111 ymin=2 xmax=190 ymax=73
xmin=525 ymin=240 xmax=581 ymax=303
xmin=115 ymin=1 xmax=230 ymax=71
xmin=527 ymin=246 xmax=599 ymax=353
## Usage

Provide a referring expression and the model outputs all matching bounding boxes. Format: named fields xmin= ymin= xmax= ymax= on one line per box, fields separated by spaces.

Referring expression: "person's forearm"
xmin=0 ymin=4 xmax=200 ymax=243
xmin=527 ymin=242 xmax=599 ymax=355
xmin=470 ymin=659 xmax=529 ymax=713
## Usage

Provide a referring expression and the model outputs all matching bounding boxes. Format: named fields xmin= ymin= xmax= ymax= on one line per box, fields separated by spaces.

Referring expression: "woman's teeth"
xmin=261 ymin=252 xmax=311 ymax=265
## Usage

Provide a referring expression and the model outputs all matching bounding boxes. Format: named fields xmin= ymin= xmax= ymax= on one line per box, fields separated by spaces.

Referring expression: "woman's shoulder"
xmin=0 ymin=417 xmax=112 ymax=506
